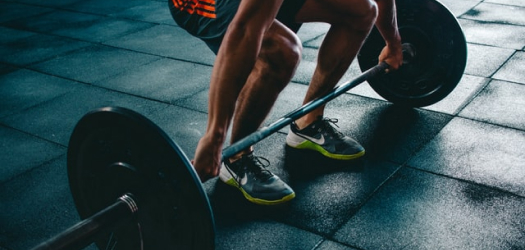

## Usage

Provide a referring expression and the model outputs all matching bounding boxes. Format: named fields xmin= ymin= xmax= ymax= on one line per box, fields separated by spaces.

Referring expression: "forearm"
xmin=206 ymin=26 xmax=263 ymax=138
xmin=375 ymin=0 xmax=401 ymax=46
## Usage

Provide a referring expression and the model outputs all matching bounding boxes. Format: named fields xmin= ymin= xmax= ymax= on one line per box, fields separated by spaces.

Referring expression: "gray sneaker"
xmin=219 ymin=153 xmax=295 ymax=205
xmin=286 ymin=117 xmax=365 ymax=160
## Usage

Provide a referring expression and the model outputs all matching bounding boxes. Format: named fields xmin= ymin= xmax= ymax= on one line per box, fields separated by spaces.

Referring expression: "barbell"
xmin=29 ymin=0 xmax=466 ymax=249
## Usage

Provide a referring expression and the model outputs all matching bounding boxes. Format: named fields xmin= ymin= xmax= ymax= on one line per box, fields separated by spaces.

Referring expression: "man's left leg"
xmin=218 ymin=21 xmax=302 ymax=205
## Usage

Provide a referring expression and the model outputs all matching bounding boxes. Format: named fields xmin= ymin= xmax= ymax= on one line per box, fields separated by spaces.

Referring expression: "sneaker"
xmin=219 ymin=153 xmax=295 ymax=205
xmin=286 ymin=117 xmax=365 ymax=160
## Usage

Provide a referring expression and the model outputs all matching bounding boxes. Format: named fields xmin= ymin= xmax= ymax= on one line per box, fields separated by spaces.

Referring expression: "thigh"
xmin=276 ymin=0 xmax=307 ymax=33
xmin=169 ymin=0 xmax=305 ymax=54
xmin=295 ymin=0 xmax=376 ymax=24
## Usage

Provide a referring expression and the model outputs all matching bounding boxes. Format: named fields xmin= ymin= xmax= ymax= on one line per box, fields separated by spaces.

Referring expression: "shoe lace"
xmin=244 ymin=155 xmax=273 ymax=181
xmin=319 ymin=118 xmax=344 ymax=139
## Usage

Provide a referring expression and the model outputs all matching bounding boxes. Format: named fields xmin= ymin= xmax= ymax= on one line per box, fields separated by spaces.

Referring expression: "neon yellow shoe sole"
xmin=290 ymin=140 xmax=365 ymax=160
xmin=223 ymin=179 xmax=296 ymax=205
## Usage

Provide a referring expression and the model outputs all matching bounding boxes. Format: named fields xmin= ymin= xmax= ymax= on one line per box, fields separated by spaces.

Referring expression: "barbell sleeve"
xmin=30 ymin=194 xmax=138 ymax=250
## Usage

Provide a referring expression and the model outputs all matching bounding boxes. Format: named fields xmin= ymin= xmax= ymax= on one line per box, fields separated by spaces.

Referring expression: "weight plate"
xmin=67 ymin=107 xmax=215 ymax=249
xmin=358 ymin=0 xmax=467 ymax=107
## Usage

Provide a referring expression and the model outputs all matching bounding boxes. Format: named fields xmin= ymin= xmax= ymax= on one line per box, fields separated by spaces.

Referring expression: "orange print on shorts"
xmin=172 ymin=0 xmax=217 ymax=18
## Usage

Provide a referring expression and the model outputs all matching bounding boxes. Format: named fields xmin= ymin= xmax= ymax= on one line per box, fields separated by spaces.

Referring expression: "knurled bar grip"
xmin=30 ymin=194 xmax=138 ymax=250
xmin=221 ymin=61 xmax=389 ymax=161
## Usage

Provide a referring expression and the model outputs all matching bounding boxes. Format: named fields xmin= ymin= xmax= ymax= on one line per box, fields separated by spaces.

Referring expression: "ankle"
xmin=228 ymin=146 xmax=254 ymax=163
xmin=295 ymin=115 xmax=323 ymax=130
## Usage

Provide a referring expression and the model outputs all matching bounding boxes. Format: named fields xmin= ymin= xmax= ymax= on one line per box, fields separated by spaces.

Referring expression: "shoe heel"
xmin=285 ymin=132 xmax=305 ymax=148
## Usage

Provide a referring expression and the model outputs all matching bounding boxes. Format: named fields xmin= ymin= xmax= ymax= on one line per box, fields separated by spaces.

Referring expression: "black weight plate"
xmin=358 ymin=0 xmax=467 ymax=107
xmin=67 ymin=107 xmax=215 ymax=250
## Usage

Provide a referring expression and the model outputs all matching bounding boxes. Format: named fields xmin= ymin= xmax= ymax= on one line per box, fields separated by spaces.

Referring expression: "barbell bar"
xmin=29 ymin=0 xmax=467 ymax=249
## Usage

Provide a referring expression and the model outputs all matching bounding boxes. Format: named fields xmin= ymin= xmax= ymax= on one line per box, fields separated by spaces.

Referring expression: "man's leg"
xmin=296 ymin=0 xmax=378 ymax=126
xmin=285 ymin=0 xmax=378 ymax=159
xmin=218 ymin=21 xmax=302 ymax=205
xmin=230 ymin=21 xmax=302 ymax=157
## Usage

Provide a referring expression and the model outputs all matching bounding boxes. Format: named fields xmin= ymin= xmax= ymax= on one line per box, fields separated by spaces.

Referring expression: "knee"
xmin=259 ymin=31 xmax=302 ymax=87
xmin=263 ymin=32 xmax=302 ymax=72
xmin=340 ymin=0 xmax=378 ymax=31
xmin=362 ymin=1 xmax=379 ymax=28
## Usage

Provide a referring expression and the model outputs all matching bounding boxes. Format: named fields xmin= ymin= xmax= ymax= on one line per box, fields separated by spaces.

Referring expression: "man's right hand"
xmin=378 ymin=42 xmax=403 ymax=71
xmin=192 ymin=135 xmax=222 ymax=182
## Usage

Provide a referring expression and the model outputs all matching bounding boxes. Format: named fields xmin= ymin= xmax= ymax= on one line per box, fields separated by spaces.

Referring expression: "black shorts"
xmin=169 ymin=0 xmax=306 ymax=54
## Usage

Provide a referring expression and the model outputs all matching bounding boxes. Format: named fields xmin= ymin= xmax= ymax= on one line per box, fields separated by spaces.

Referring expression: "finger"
xmin=199 ymin=171 xmax=212 ymax=183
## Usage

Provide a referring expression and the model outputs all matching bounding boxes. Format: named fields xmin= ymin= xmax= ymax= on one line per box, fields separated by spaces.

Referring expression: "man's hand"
xmin=192 ymin=135 xmax=222 ymax=182
xmin=378 ymin=42 xmax=403 ymax=71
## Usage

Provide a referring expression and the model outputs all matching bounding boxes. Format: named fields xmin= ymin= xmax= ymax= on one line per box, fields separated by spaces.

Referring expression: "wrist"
xmin=386 ymin=38 xmax=402 ymax=50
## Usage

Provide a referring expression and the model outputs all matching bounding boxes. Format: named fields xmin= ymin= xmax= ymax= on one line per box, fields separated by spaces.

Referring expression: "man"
xmin=169 ymin=0 xmax=403 ymax=205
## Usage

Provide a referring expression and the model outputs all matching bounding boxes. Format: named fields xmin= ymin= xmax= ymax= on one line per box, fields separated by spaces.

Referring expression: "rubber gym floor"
xmin=1 ymin=0 xmax=524 ymax=249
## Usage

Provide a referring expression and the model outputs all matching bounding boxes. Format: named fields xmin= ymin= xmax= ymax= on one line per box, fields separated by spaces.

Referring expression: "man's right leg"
xmin=286 ymin=0 xmax=378 ymax=160
xmin=219 ymin=21 xmax=302 ymax=205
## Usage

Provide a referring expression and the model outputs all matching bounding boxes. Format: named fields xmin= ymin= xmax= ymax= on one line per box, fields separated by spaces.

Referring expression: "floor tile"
xmin=146 ymin=105 xmax=209 ymax=160
xmin=462 ymin=2 xmax=525 ymax=26
xmin=464 ymin=43 xmax=515 ymax=78
xmin=0 ymin=33 xmax=90 ymax=66
xmin=486 ymin=0 xmax=525 ymax=7
xmin=110 ymin=0 xmax=175 ymax=25
xmin=460 ymin=80 xmax=525 ymax=130
xmin=459 ymin=19 xmax=525 ymax=50
xmin=0 ymin=155 xmax=98 ymax=250
xmin=7 ymin=9 xmax=152 ymax=43
xmin=303 ymin=33 xmax=325 ymax=49
xmin=292 ymin=47 xmax=364 ymax=87
xmin=0 ymin=2 xmax=52 ymax=23
xmin=63 ymin=0 xmax=144 ymax=15
xmin=0 ymin=63 xmax=19 ymax=75
xmin=325 ymin=96 xmax=453 ymax=163
xmin=215 ymin=220 xmax=323 ymax=250
xmin=297 ymin=22 xmax=330 ymax=43
xmin=30 ymin=44 xmax=160 ymax=83
xmin=94 ymin=58 xmax=212 ymax=103
xmin=440 ymin=0 xmax=482 ymax=16
xmin=103 ymin=25 xmax=216 ymax=65
xmin=0 ymin=69 xmax=76 ymax=118
xmin=0 ymin=126 xmax=65 ymax=183
xmin=334 ymin=168 xmax=525 ymax=249
xmin=9 ymin=0 xmax=82 ymax=7
xmin=316 ymin=240 xmax=360 ymax=250
xmin=173 ymin=88 xmax=210 ymax=113
xmin=422 ymin=74 xmax=489 ymax=115
xmin=4 ymin=9 xmax=102 ymax=33
xmin=52 ymin=16 xmax=153 ymax=43
xmin=493 ymin=51 xmax=525 ymax=84
xmin=7 ymin=8 xmax=153 ymax=43
xmin=278 ymin=156 xmax=400 ymax=236
xmin=409 ymin=117 xmax=525 ymax=196
xmin=1 ymin=85 xmax=167 ymax=145
xmin=0 ymin=26 xmax=36 ymax=43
